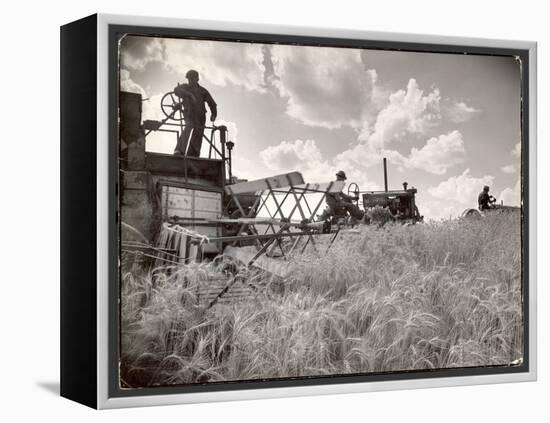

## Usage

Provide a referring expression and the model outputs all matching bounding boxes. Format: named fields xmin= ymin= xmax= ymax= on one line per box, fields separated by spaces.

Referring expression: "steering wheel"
xmin=347 ymin=182 xmax=360 ymax=205
xmin=160 ymin=91 xmax=185 ymax=122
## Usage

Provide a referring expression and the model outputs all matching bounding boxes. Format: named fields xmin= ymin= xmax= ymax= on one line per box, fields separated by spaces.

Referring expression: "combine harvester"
xmin=119 ymin=89 xmax=424 ymax=306
xmin=461 ymin=203 xmax=521 ymax=219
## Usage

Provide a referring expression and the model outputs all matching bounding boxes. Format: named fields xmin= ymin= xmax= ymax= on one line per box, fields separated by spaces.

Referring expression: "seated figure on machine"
xmin=321 ymin=170 xmax=365 ymax=224
xmin=478 ymin=185 xmax=496 ymax=211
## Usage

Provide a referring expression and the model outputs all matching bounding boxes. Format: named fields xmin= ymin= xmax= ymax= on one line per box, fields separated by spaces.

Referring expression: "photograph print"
xmin=117 ymin=31 xmax=525 ymax=389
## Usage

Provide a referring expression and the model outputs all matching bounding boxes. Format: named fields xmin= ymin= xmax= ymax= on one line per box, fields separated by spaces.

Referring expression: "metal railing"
xmin=143 ymin=112 xmax=233 ymax=183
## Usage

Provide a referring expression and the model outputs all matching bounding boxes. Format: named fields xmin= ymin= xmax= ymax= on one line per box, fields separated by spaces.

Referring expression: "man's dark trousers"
xmin=187 ymin=114 xmax=206 ymax=157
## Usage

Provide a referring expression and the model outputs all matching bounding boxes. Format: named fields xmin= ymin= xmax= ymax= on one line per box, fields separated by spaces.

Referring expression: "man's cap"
xmin=483 ymin=185 xmax=490 ymax=191
xmin=186 ymin=69 xmax=199 ymax=79
xmin=336 ymin=170 xmax=347 ymax=180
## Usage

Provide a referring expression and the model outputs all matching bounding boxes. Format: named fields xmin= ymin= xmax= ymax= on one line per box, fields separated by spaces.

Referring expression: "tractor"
xmin=318 ymin=158 xmax=423 ymax=226
xmin=361 ymin=182 xmax=423 ymax=225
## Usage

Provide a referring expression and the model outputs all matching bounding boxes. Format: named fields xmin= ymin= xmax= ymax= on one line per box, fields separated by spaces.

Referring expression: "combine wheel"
xmin=160 ymin=91 xmax=185 ymax=121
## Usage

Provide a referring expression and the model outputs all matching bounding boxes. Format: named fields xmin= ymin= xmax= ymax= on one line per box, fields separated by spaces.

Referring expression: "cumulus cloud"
xmin=162 ymin=38 xmax=266 ymax=92
xmin=329 ymin=78 xmax=445 ymax=176
xmin=271 ymin=44 xmax=442 ymax=138
xmin=429 ymin=169 xmax=494 ymax=201
xmin=259 ymin=139 xmax=334 ymax=182
xmin=334 ymin=130 xmax=464 ymax=177
xmin=498 ymin=177 xmax=521 ymax=207
xmin=511 ymin=142 xmax=521 ymax=158
xmin=266 ymin=54 xmax=470 ymax=182
xmin=142 ymin=93 xmax=166 ymax=121
xmin=119 ymin=36 xmax=266 ymax=92
xmin=446 ymin=101 xmax=481 ymax=123
xmin=501 ymin=164 xmax=517 ymax=174
xmin=119 ymin=70 xmax=178 ymax=154
xmin=214 ymin=120 xmax=238 ymax=142
xmin=364 ymin=78 xmax=441 ymax=149
xmin=268 ymin=47 xmax=480 ymax=185
xmin=258 ymin=138 xmax=382 ymax=191
xmin=271 ymin=45 xmax=379 ymax=129
xmin=141 ymin=92 xmax=178 ymax=154
xmin=407 ymin=130 xmax=465 ymax=174
xmin=260 ymin=133 xmax=462 ymax=198
xmin=261 ymin=139 xmax=322 ymax=170
xmin=120 ymin=69 xmax=147 ymax=97
xmin=119 ymin=71 xmax=165 ymax=122
xmin=328 ymin=79 xmax=445 ymax=176
xmin=426 ymin=169 xmax=494 ymax=219
xmin=415 ymin=195 xmax=461 ymax=221
xmin=257 ymin=138 xmax=472 ymax=220
xmin=120 ymin=36 xmax=165 ymax=71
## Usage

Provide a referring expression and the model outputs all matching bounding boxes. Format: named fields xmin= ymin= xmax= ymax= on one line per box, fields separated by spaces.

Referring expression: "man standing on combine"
xmin=325 ymin=170 xmax=365 ymax=224
xmin=173 ymin=70 xmax=218 ymax=157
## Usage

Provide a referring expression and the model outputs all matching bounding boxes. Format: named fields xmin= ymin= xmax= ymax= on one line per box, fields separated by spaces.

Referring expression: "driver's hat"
xmin=336 ymin=170 xmax=347 ymax=180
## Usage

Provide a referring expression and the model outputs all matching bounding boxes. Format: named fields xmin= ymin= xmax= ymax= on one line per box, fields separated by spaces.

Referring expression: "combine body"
xmin=119 ymin=91 xmax=229 ymax=260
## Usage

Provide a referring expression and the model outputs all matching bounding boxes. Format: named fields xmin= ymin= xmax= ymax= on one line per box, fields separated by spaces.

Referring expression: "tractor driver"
xmin=325 ymin=171 xmax=365 ymax=224
xmin=478 ymin=185 xmax=496 ymax=211
xmin=173 ymin=70 xmax=217 ymax=157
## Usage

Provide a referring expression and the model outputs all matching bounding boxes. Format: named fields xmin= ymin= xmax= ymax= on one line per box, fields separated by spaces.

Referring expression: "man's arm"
xmin=204 ymin=89 xmax=217 ymax=121
xmin=340 ymin=192 xmax=354 ymax=204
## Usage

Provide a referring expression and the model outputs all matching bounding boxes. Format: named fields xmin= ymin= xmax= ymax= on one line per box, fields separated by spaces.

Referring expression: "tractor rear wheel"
xmin=461 ymin=208 xmax=481 ymax=219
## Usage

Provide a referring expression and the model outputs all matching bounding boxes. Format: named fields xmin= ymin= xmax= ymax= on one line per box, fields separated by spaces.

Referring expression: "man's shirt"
xmin=187 ymin=84 xmax=217 ymax=120
xmin=174 ymin=83 xmax=217 ymax=122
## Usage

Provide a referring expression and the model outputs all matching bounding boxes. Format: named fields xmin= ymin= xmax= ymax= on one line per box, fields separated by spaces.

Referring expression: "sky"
xmin=119 ymin=35 xmax=523 ymax=220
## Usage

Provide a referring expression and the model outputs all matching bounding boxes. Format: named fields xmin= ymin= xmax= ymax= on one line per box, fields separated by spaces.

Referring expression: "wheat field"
xmin=120 ymin=211 xmax=523 ymax=388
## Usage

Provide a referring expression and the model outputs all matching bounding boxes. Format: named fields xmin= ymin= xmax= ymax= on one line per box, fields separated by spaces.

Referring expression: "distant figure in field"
xmin=478 ymin=185 xmax=496 ymax=211
xmin=173 ymin=70 xmax=217 ymax=157
xmin=324 ymin=170 xmax=365 ymax=224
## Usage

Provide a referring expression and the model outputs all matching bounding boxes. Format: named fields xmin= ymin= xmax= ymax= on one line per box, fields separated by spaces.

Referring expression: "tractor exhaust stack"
xmin=383 ymin=158 xmax=388 ymax=192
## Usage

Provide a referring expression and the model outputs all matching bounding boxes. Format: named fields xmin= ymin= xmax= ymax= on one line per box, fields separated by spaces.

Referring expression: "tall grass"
xmin=120 ymin=212 xmax=523 ymax=387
